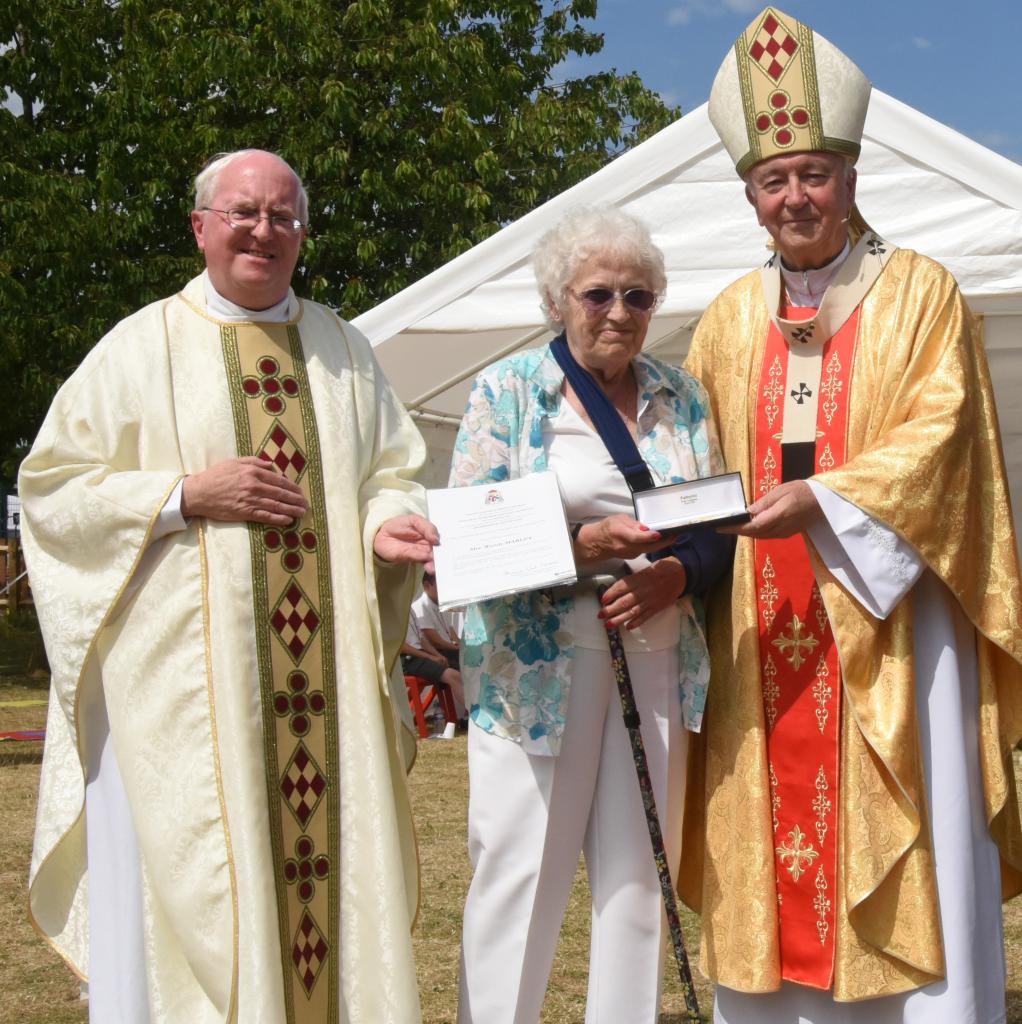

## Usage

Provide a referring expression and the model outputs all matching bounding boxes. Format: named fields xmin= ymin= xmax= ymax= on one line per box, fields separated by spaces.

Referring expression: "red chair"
xmin=404 ymin=675 xmax=458 ymax=739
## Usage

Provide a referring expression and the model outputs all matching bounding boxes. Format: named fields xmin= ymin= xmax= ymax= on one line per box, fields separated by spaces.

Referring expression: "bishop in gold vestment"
xmin=21 ymin=151 xmax=436 ymax=1023
xmin=680 ymin=10 xmax=1022 ymax=1024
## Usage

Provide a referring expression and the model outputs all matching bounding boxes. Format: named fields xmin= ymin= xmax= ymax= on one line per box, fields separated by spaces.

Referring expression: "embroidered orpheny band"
xmin=752 ymin=303 xmax=858 ymax=985
xmin=708 ymin=7 xmax=872 ymax=176
xmin=221 ymin=321 xmax=340 ymax=1023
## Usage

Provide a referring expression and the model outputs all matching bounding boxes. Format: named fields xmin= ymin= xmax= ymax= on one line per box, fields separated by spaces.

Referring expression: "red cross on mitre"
xmin=748 ymin=11 xmax=799 ymax=83
xmin=754 ymin=90 xmax=810 ymax=149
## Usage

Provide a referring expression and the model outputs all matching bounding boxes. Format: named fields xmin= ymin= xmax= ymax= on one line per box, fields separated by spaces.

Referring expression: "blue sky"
xmin=561 ymin=0 xmax=1022 ymax=164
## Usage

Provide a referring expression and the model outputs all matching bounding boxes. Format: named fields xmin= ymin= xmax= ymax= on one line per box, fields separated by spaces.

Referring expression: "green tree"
xmin=0 ymin=0 xmax=676 ymax=478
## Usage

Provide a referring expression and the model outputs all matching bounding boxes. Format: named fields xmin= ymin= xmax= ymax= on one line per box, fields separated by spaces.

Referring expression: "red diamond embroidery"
xmin=280 ymin=742 xmax=327 ymax=827
xmin=749 ymin=12 xmax=798 ymax=83
xmin=292 ymin=909 xmax=329 ymax=996
xmin=270 ymin=581 xmax=322 ymax=663
xmin=257 ymin=420 xmax=309 ymax=483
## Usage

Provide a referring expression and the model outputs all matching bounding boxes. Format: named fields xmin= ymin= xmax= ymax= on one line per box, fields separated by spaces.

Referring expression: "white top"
xmin=780 ymin=240 xmax=850 ymax=307
xmin=201 ymin=270 xmax=292 ymax=322
xmin=405 ymin=590 xmax=454 ymax=648
xmin=543 ymin=396 xmax=681 ymax=653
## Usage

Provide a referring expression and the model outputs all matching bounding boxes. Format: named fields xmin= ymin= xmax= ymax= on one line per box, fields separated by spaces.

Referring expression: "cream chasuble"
xmin=682 ymin=244 xmax=1022 ymax=1002
xmin=21 ymin=276 xmax=426 ymax=1023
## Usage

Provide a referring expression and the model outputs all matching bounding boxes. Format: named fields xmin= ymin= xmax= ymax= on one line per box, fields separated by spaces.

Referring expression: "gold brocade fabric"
xmin=681 ymin=247 xmax=1022 ymax=1000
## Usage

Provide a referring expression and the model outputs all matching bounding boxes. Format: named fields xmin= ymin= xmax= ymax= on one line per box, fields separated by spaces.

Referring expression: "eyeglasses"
xmin=569 ymin=287 xmax=658 ymax=315
xmin=200 ymin=207 xmax=306 ymax=235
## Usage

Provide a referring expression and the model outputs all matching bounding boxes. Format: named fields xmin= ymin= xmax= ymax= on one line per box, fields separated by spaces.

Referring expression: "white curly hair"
xmin=532 ymin=204 xmax=667 ymax=330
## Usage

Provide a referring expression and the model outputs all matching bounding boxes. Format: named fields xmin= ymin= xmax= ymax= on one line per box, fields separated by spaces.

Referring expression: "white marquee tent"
xmin=354 ymin=89 xmax=1022 ymax=543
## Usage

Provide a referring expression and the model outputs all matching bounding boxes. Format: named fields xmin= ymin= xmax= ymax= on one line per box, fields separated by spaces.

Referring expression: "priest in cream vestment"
xmin=20 ymin=150 xmax=437 ymax=1023
xmin=680 ymin=10 xmax=1022 ymax=1024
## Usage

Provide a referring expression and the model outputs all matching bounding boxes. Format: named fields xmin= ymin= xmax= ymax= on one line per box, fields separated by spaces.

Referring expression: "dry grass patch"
xmin=1 ymin=611 xmax=1019 ymax=1022
xmin=1 ymin=616 xmax=86 ymax=1024
xmin=0 ymin=761 xmax=86 ymax=1024
xmin=409 ymin=735 xmax=718 ymax=1023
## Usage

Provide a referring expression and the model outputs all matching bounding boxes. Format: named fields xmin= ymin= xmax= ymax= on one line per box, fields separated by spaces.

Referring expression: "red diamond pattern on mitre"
xmin=748 ymin=11 xmax=798 ymax=82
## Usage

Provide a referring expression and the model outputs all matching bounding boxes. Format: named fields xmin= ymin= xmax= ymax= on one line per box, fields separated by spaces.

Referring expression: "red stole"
xmin=753 ymin=305 xmax=858 ymax=988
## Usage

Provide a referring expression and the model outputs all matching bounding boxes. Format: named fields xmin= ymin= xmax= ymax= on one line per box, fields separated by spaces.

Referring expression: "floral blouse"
xmin=450 ymin=343 xmax=725 ymax=755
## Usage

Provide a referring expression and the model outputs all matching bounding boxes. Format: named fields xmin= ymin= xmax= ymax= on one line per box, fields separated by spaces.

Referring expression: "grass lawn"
xmin=2 ymin=611 xmax=1020 ymax=1022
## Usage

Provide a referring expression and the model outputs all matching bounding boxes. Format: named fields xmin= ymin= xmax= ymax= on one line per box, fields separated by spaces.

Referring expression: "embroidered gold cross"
xmin=772 ymin=614 xmax=818 ymax=670
xmin=776 ymin=824 xmax=819 ymax=883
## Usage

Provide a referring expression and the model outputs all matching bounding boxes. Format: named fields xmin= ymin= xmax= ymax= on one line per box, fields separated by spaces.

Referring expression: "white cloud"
xmin=666 ymin=5 xmax=695 ymax=25
xmin=667 ymin=0 xmax=760 ymax=28
xmin=975 ymin=129 xmax=1012 ymax=148
xmin=912 ymin=36 xmax=932 ymax=49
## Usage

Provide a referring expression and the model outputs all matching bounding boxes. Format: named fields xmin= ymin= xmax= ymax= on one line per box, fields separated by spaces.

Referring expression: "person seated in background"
xmin=401 ymin=571 xmax=467 ymax=715
xmin=417 ymin=571 xmax=461 ymax=670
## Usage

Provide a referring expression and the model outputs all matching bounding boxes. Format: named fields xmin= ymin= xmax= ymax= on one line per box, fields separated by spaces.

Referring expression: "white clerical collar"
xmin=780 ymin=239 xmax=851 ymax=309
xmin=202 ymin=270 xmax=292 ymax=322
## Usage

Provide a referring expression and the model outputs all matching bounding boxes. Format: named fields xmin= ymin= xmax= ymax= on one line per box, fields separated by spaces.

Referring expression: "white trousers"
xmin=458 ymin=644 xmax=688 ymax=1024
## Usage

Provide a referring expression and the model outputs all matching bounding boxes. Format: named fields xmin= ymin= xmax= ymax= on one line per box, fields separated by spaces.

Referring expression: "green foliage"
xmin=0 ymin=0 xmax=676 ymax=478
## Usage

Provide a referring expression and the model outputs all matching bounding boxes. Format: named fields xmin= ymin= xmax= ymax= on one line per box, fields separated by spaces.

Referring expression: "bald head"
xmin=194 ymin=149 xmax=308 ymax=223
xmin=190 ymin=150 xmax=308 ymax=309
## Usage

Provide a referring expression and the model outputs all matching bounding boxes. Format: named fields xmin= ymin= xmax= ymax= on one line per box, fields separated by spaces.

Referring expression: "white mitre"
xmin=708 ymin=7 xmax=871 ymax=177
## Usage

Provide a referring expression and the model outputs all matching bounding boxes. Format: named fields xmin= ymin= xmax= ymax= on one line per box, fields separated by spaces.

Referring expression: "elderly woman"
xmin=452 ymin=205 xmax=732 ymax=1024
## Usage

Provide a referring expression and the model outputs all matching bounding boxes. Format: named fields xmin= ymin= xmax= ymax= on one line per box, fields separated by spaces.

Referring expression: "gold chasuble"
xmin=682 ymin=244 xmax=1022 ymax=1000
xmin=221 ymin=323 xmax=340 ymax=1019
xmin=21 ymin=276 xmax=426 ymax=1023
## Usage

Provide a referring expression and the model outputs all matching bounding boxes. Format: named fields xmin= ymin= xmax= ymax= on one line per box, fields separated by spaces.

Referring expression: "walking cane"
xmin=594 ymin=576 xmax=701 ymax=1022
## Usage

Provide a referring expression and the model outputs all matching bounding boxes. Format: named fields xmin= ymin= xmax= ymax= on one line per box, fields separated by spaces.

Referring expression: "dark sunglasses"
xmin=569 ymin=287 xmax=658 ymax=314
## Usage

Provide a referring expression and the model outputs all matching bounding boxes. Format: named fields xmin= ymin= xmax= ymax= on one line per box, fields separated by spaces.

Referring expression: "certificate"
xmin=632 ymin=471 xmax=750 ymax=533
xmin=427 ymin=472 xmax=577 ymax=610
